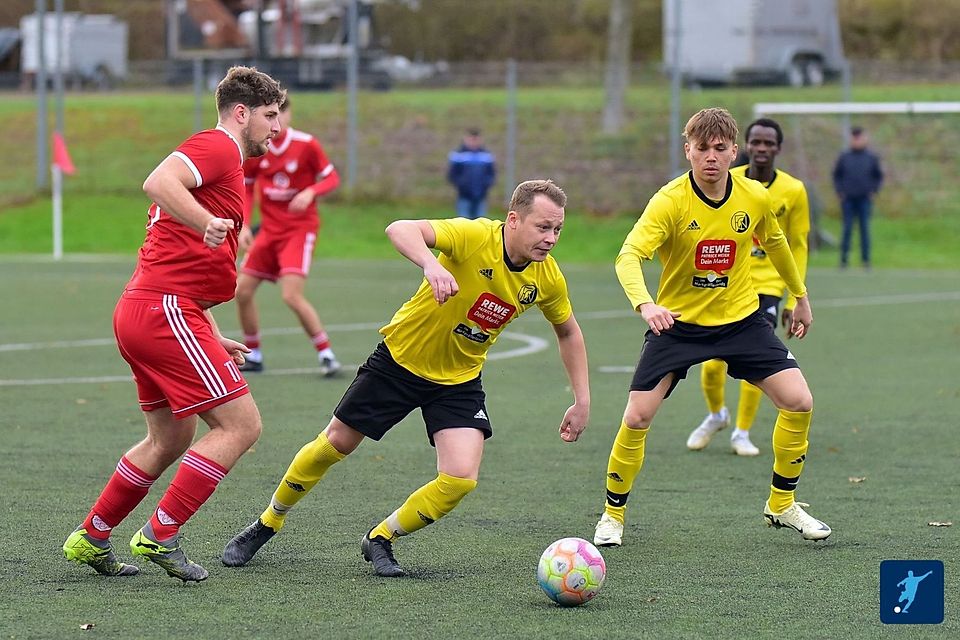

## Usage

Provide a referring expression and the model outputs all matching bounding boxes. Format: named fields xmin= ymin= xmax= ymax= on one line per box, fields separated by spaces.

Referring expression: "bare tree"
xmin=602 ymin=0 xmax=633 ymax=134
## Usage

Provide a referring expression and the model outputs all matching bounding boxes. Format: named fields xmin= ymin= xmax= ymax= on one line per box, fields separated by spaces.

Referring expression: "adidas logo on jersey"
xmin=474 ymin=409 xmax=488 ymax=420
xmin=479 ymin=268 xmax=494 ymax=280
xmin=686 ymin=220 xmax=701 ymax=231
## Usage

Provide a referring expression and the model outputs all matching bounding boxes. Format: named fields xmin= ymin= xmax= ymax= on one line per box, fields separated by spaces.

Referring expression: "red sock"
xmin=311 ymin=330 xmax=330 ymax=352
xmin=82 ymin=456 xmax=156 ymax=540
xmin=148 ymin=450 xmax=227 ymax=541
xmin=243 ymin=333 xmax=261 ymax=350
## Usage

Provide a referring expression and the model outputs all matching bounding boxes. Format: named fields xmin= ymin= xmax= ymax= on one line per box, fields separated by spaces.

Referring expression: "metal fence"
xmin=9 ymin=58 xmax=960 ymax=221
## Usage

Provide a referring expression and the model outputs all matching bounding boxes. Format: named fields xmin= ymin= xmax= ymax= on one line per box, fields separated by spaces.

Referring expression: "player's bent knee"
xmin=324 ymin=420 xmax=364 ymax=455
xmin=778 ymin=391 xmax=813 ymax=413
xmin=622 ymin=409 xmax=653 ymax=430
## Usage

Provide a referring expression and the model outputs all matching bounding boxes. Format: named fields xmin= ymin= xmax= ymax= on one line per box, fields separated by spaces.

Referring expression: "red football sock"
xmin=311 ymin=330 xmax=330 ymax=352
xmin=82 ymin=456 xmax=156 ymax=540
xmin=148 ymin=450 xmax=227 ymax=541
xmin=243 ymin=333 xmax=261 ymax=350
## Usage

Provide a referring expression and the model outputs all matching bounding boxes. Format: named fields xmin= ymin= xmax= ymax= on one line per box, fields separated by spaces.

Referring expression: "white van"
xmin=663 ymin=0 xmax=846 ymax=87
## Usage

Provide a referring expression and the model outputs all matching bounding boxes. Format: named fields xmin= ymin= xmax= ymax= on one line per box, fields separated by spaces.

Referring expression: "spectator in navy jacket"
xmin=833 ymin=126 xmax=883 ymax=269
xmin=448 ymin=128 xmax=496 ymax=219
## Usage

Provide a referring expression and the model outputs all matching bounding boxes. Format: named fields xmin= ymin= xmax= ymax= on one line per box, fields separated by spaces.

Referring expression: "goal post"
xmin=748 ymin=101 xmax=960 ymax=252
xmin=754 ymin=102 xmax=960 ymax=116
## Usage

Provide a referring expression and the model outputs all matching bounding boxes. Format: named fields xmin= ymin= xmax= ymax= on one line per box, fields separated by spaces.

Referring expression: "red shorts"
xmin=241 ymin=228 xmax=318 ymax=281
xmin=113 ymin=290 xmax=250 ymax=417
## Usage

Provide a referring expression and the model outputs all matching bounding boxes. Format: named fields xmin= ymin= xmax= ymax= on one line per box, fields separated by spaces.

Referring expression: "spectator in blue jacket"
xmin=448 ymin=128 xmax=496 ymax=219
xmin=833 ymin=126 xmax=883 ymax=269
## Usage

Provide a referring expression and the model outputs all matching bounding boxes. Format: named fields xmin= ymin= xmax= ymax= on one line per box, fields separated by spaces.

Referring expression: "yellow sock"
xmin=701 ymin=359 xmax=727 ymax=414
xmin=603 ymin=422 xmax=648 ymax=524
xmin=260 ymin=432 xmax=346 ymax=532
xmin=371 ymin=472 xmax=477 ymax=540
xmin=735 ymin=381 xmax=764 ymax=431
xmin=768 ymin=409 xmax=812 ymax=512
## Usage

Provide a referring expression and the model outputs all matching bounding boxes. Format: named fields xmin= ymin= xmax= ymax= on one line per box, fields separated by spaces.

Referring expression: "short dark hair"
xmin=466 ymin=127 xmax=481 ymax=136
xmin=215 ymin=66 xmax=286 ymax=114
xmin=744 ymin=117 xmax=783 ymax=146
xmin=850 ymin=126 xmax=864 ymax=136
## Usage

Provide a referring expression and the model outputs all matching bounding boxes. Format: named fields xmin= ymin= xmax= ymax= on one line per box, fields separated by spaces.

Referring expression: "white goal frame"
xmin=753 ymin=101 xmax=960 ymax=117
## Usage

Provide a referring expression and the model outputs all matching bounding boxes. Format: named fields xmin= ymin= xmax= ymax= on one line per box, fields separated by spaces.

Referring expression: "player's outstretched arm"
xmin=552 ymin=315 xmax=590 ymax=442
xmin=385 ymin=219 xmax=459 ymax=304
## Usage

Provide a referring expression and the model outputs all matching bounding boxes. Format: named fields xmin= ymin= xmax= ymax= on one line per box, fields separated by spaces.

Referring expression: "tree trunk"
xmin=602 ymin=0 xmax=633 ymax=135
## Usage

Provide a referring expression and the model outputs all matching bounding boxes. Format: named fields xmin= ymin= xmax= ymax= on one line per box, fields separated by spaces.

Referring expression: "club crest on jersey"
xmin=273 ymin=172 xmax=291 ymax=189
xmin=467 ymin=293 xmax=517 ymax=331
xmin=286 ymin=161 xmax=298 ymax=173
xmin=517 ymin=284 xmax=538 ymax=305
xmin=730 ymin=211 xmax=750 ymax=233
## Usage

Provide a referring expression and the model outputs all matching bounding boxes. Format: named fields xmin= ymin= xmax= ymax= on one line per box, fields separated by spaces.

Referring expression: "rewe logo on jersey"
xmin=467 ymin=293 xmax=516 ymax=331
xmin=695 ymin=240 xmax=736 ymax=273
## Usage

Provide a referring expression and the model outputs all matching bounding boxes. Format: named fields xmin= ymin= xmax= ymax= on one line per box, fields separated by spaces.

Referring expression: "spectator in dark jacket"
xmin=447 ymin=128 xmax=496 ymax=219
xmin=833 ymin=126 xmax=883 ymax=269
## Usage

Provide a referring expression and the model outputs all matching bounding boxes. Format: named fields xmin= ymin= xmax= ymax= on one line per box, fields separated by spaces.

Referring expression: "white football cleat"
xmin=763 ymin=501 xmax=832 ymax=540
xmin=730 ymin=430 xmax=760 ymax=456
xmin=593 ymin=512 xmax=624 ymax=547
xmin=686 ymin=406 xmax=730 ymax=450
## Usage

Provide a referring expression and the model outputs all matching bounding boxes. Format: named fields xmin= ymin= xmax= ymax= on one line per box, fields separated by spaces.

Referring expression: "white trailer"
xmin=663 ymin=0 xmax=845 ymax=87
xmin=21 ymin=12 xmax=128 ymax=87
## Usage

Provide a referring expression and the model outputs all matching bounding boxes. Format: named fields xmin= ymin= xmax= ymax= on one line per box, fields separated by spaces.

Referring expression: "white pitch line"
xmin=0 ymin=321 xmax=385 ymax=353
xmin=576 ymin=290 xmax=960 ymax=322
xmin=0 ymin=332 xmax=549 ymax=387
xmin=6 ymin=291 xmax=957 ymax=354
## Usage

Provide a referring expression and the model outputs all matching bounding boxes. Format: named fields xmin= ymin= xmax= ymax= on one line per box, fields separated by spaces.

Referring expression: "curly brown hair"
xmin=215 ymin=66 xmax=286 ymax=114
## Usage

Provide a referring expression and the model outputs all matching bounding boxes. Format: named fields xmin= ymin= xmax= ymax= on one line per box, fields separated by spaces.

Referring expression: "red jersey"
xmin=243 ymin=127 xmax=337 ymax=236
xmin=127 ymin=126 xmax=245 ymax=304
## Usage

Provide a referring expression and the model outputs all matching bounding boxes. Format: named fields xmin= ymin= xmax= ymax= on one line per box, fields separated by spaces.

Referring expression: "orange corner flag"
xmin=52 ymin=132 xmax=76 ymax=175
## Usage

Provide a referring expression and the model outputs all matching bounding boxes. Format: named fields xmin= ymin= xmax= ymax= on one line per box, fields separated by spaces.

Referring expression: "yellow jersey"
xmin=616 ymin=171 xmax=806 ymax=327
xmin=381 ymin=217 xmax=572 ymax=384
xmin=731 ymin=165 xmax=810 ymax=310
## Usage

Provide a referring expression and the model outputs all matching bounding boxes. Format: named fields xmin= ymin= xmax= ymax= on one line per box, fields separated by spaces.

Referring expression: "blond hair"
xmin=683 ymin=108 xmax=739 ymax=145
xmin=509 ymin=179 xmax=567 ymax=215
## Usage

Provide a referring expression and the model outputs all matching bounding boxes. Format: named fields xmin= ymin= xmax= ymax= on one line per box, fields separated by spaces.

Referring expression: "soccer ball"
xmin=537 ymin=537 xmax=606 ymax=606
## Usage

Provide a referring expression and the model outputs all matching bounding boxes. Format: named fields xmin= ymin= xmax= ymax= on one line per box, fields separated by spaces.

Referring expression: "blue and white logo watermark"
xmin=880 ymin=560 xmax=944 ymax=624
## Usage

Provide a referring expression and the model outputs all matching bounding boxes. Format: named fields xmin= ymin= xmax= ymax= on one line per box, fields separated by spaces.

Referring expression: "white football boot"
xmin=763 ymin=501 xmax=832 ymax=540
xmin=730 ymin=429 xmax=760 ymax=456
xmin=593 ymin=513 xmax=624 ymax=547
xmin=686 ymin=406 xmax=730 ymax=450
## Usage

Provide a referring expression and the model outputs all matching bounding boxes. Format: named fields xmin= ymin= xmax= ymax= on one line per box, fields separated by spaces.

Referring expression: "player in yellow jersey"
xmin=593 ymin=108 xmax=830 ymax=548
xmin=687 ymin=118 xmax=810 ymax=457
xmin=223 ymin=179 xmax=591 ymax=576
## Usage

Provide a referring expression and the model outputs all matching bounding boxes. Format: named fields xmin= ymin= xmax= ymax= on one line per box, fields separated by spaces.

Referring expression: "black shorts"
xmin=757 ymin=294 xmax=782 ymax=331
xmin=630 ymin=310 xmax=799 ymax=398
xmin=334 ymin=342 xmax=492 ymax=446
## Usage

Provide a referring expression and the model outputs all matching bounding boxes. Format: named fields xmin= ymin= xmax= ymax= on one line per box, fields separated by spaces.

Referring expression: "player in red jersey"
xmin=235 ymin=97 xmax=342 ymax=376
xmin=62 ymin=66 xmax=285 ymax=582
